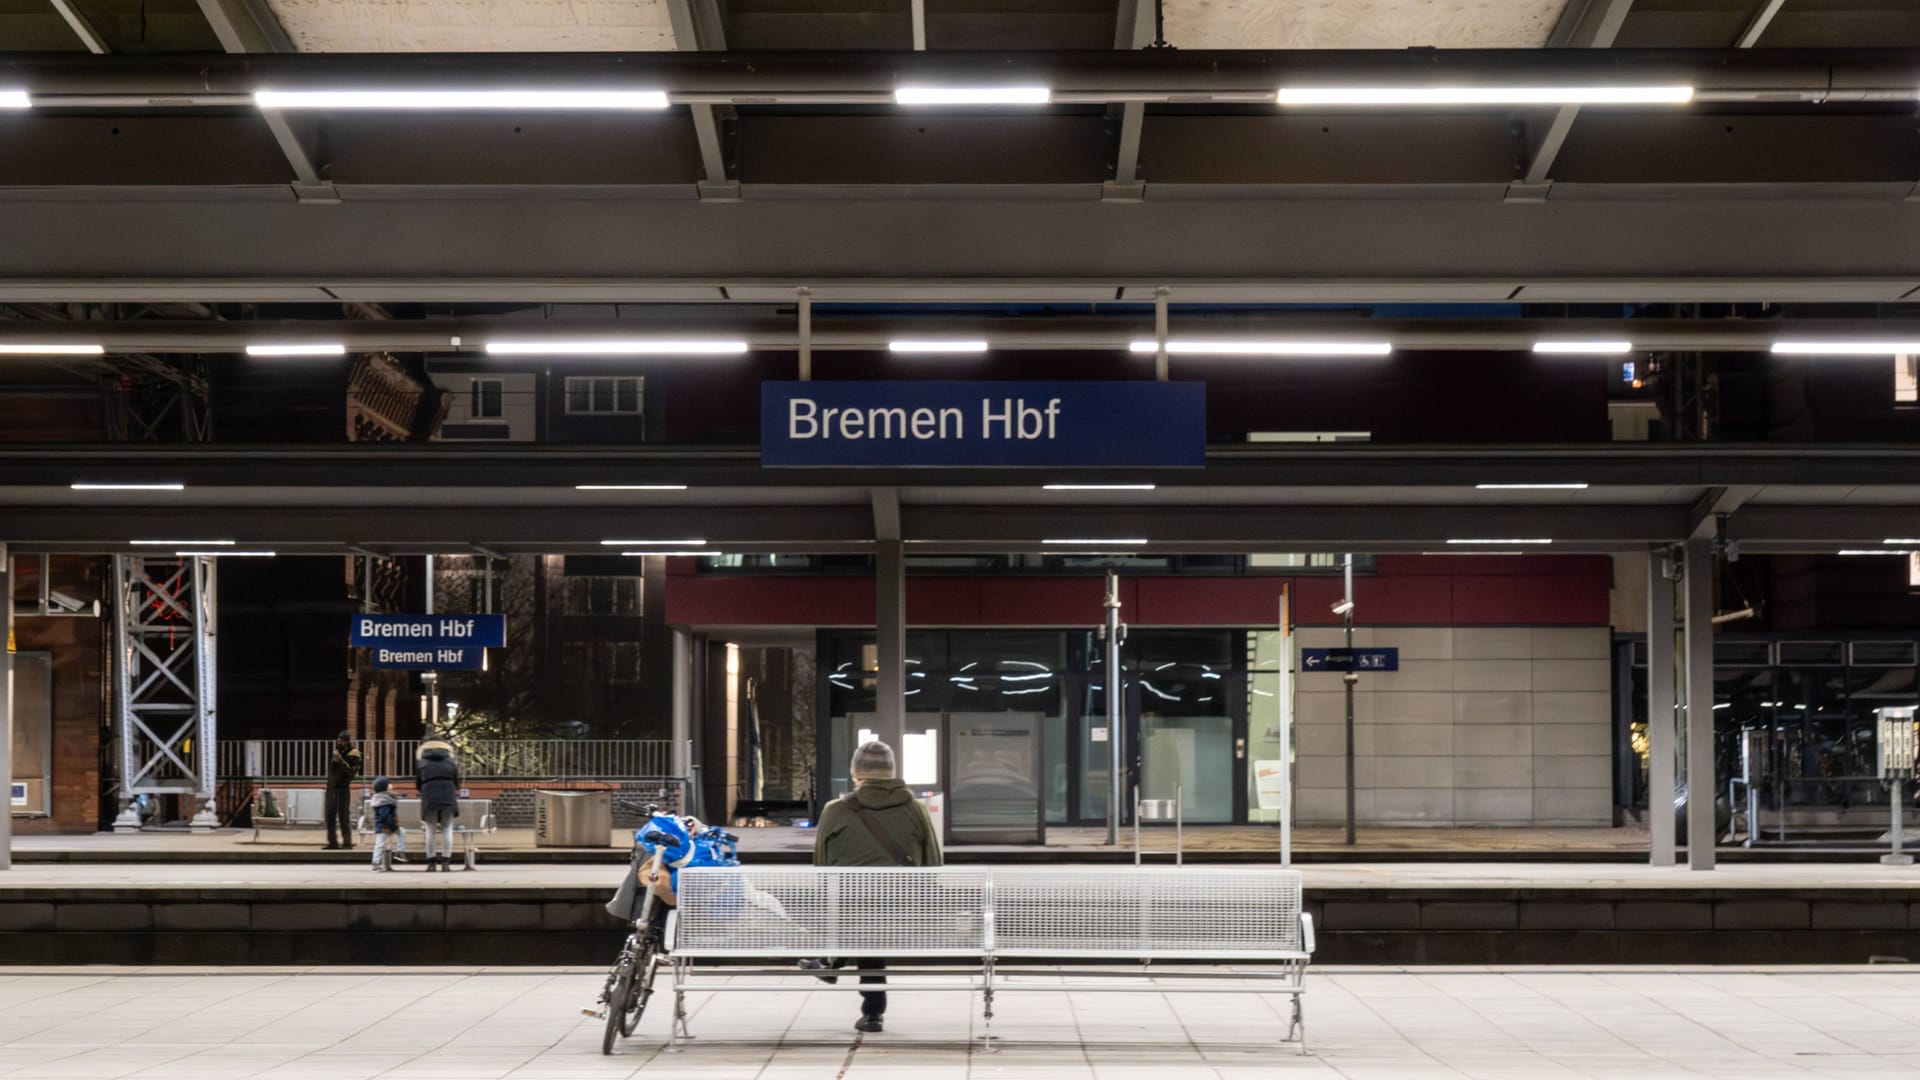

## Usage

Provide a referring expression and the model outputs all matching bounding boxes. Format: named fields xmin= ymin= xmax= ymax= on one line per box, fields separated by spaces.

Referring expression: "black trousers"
xmin=324 ymin=786 xmax=353 ymax=847
xmin=827 ymin=957 xmax=888 ymax=1017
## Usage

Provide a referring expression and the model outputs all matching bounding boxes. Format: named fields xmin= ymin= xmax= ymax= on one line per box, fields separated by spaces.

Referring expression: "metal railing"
xmin=218 ymin=738 xmax=674 ymax=781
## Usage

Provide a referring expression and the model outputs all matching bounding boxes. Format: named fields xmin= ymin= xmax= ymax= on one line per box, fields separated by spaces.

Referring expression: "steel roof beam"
xmin=1519 ymin=0 xmax=1635 ymax=191
xmin=12 ymin=316 xmax=1920 ymax=353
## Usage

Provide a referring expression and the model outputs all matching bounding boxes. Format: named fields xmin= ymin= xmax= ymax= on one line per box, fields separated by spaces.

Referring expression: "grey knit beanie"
xmin=850 ymin=740 xmax=897 ymax=782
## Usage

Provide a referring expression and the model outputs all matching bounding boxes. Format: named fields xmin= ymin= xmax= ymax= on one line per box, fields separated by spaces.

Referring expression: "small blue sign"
xmin=367 ymin=646 xmax=486 ymax=671
xmin=1301 ymin=647 xmax=1400 ymax=673
xmin=351 ymin=614 xmax=505 ymax=649
xmin=761 ymin=381 xmax=1206 ymax=468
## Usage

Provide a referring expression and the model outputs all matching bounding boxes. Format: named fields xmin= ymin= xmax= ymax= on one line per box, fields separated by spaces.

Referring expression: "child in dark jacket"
xmin=369 ymin=776 xmax=404 ymax=871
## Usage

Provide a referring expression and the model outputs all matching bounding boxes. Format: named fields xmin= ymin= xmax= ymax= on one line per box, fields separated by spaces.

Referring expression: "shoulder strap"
xmin=847 ymin=800 xmax=914 ymax=866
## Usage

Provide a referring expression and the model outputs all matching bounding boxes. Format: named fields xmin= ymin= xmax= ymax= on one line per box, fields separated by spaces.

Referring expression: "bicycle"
xmin=597 ymin=821 xmax=674 ymax=1054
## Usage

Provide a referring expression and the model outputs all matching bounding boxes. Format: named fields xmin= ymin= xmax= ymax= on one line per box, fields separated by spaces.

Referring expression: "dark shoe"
xmin=798 ymin=959 xmax=838 ymax=985
xmin=854 ymin=1016 xmax=883 ymax=1034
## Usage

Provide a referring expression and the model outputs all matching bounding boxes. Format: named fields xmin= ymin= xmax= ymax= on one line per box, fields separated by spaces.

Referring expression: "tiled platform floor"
xmin=2 ymin=967 xmax=1917 ymax=1079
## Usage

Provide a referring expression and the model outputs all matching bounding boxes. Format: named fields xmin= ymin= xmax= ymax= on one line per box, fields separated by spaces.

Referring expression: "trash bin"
xmin=534 ymin=790 xmax=612 ymax=847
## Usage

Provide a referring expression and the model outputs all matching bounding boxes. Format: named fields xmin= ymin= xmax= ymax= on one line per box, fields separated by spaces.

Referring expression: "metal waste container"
xmin=534 ymin=789 xmax=612 ymax=847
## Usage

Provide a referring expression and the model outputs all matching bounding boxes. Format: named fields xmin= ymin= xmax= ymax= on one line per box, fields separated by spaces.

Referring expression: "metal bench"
xmin=666 ymin=866 xmax=1312 ymax=1052
xmin=356 ymin=797 xmax=497 ymax=869
xmin=251 ymin=788 xmax=343 ymax=838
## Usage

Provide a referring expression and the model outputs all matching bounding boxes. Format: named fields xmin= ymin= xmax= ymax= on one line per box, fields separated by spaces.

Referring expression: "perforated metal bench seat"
xmin=665 ymin=866 xmax=1313 ymax=1051
xmin=354 ymin=797 xmax=497 ymax=868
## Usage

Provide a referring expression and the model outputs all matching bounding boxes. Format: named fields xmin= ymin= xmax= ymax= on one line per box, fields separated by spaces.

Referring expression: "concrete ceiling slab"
xmin=1162 ymin=0 xmax=1564 ymax=49
xmin=264 ymin=0 xmax=676 ymax=52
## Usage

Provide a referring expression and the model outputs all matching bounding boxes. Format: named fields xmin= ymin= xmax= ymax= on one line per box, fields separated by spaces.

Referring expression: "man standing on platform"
xmin=325 ymin=730 xmax=362 ymax=850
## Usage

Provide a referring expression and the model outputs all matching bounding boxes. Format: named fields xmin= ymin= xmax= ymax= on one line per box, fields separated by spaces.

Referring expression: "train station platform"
xmin=2 ymin=966 xmax=1916 ymax=1079
xmin=2 ymin=859 xmax=1916 ymax=968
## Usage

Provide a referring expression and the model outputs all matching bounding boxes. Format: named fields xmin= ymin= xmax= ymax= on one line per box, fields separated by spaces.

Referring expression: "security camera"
xmin=1330 ymin=598 xmax=1354 ymax=616
xmin=48 ymin=590 xmax=98 ymax=616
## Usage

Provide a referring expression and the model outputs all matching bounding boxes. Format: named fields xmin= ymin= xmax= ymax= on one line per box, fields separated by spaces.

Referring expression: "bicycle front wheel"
xmin=601 ymin=955 xmax=635 ymax=1055
xmin=619 ymin=940 xmax=660 ymax=1036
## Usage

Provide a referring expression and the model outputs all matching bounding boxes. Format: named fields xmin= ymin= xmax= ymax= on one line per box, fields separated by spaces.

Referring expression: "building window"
xmin=565 ymin=376 xmax=643 ymax=415
xmin=565 ymin=576 xmax=642 ymax=616
xmin=1897 ymin=355 xmax=1917 ymax=404
xmin=469 ymin=378 xmax=504 ymax=420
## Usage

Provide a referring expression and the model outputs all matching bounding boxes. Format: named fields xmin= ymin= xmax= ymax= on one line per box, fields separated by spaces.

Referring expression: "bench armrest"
xmin=1299 ymin=912 xmax=1316 ymax=955
xmin=481 ymin=813 xmax=497 ymax=833
xmin=664 ymin=910 xmax=677 ymax=951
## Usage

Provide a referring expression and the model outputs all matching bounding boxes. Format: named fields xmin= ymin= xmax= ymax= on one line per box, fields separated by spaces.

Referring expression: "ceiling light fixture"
xmin=1884 ymin=539 xmax=1920 ymax=545
xmin=598 ymin=539 xmax=706 ymax=546
xmin=1532 ymin=341 xmax=1633 ymax=355
xmin=254 ymin=89 xmax=670 ymax=110
xmin=486 ymin=340 xmax=748 ymax=356
xmin=0 ymin=343 xmax=105 ymax=355
xmin=887 ymin=340 xmax=991 ymax=354
xmin=894 ymin=87 xmax=1051 ymax=106
xmin=1446 ymin=538 xmax=1553 ymax=545
xmin=621 ymin=550 xmax=718 ymax=557
xmin=176 ymin=550 xmax=276 ymax=557
xmin=1475 ymin=483 xmax=1590 ymax=490
xmin=1043 ymin=484 xmax=1158 ymax=491
xmin=246 ymin=343 xmax=346 ymax=357
xmin=575 ymin=484 xmax=690 ymax=491
xmin=1838 ymin=549 xmax=1917 ymax=556
xmin=1128 ymin=340 xmax=1392 ymax=356
xmin=131 ymin=539 xmax=234 ymax=546
xmin=1277 ymin=85 xmax=1694 ymax=106
xmin=1042 ymin=538 xmax=1148 ymax=546
xmin=1 ymin=90 xmax=29 ymax=109
xmin=71 ymin=482 xmax=185 ymax=491
xmin=1771 ymin=342 xmax=1920 ymax=356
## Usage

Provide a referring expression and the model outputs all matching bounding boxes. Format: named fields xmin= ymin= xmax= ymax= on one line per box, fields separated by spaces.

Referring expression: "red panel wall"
xmin=665 ymin=555 xmax=1614 ymax=628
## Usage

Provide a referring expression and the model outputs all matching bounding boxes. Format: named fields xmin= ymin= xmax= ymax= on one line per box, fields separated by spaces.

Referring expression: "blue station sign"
xmin=351 ymin=614 xmax=504 ymax=671
xmin=1301 ymin=647 xmax=1400 ymax=673
xmin=761 ymin=381 xmax=1206 ymax=468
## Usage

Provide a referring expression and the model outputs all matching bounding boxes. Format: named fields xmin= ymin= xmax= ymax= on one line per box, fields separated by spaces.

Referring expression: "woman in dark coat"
xmin=413 ymin=736 xmax=461 ymax=872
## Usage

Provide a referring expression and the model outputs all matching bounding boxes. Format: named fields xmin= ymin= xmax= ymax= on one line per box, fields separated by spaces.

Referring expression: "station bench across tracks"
xmin=658 ymin=866 xmax=1313 ymax=1052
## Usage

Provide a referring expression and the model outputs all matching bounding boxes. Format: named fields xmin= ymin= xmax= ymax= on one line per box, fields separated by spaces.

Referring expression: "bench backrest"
xmin=386 ymin=797 xmax=491 ymax=828
xmin=675 ymin=866 xmax=990 ymax=957
xmin=992 ymin=867 xmax=1304 ymax=958
xmin=262 ymin=788 xmax=335 ymax=823
xmin=672 ymin=866 xmax=1304 ymax=960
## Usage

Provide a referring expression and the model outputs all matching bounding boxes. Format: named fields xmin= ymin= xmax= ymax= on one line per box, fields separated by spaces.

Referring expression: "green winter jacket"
xmin=813 ymin=779 xmax=943 ymax=868
xmin=327 ymin=744 xmax=362 ymax=788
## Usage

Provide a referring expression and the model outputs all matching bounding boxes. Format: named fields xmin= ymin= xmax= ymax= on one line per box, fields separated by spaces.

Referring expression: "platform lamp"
xmin=1875 ymin=706 xmax=1918 ymax=866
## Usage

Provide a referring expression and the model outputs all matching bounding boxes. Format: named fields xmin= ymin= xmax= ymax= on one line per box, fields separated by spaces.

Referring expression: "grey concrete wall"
xmin=1294 ymin=626 xmax=1614 ymax=827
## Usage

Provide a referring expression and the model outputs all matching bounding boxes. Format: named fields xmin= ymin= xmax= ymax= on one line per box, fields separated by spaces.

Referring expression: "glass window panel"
xmin=615 ymin=378 xmax=641 ymax=413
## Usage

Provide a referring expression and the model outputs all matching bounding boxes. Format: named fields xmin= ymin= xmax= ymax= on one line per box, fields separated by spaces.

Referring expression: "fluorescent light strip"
xmin=1838 ymin=549 xmax=1917 ymax=556
xmin=894 ymin=87 xmax=1051 ymax=106
xmin=621 ymin=551 xmax=718 ymax=557
xmin=1421 ymin=551 xmax=1524 ymax=556
xmin=131 ymin=539 xmax=234 ymax=546
xmin=1771 ymin=342 xmax=1920 ymax=356
xmin=575 ymin=484 xmax=689 ymax=491
xmin=599 ymin=539 xmax=706 ymax=547
xmin=1476 ymin=483 xmax=1589 ymax=490
xmin=1885 ymin=539 xmax=1920 ymax=545
xmin=246 ymin=343 xmax=346 ymax=357
xmin=1129 ymin=340 xmax=1392 ymax=357
xmin=255 ymin=90 xmax=669 ymax=110
xmin=1 ymin=90 xmax=29 ymax=109
xmin=888 ymin=340 xmax=990 ymax=354
xmin=1446 ymin=538 xmax=1553 ymax=545
xmin=1043 ymin=484 xmax=1158 ymax=491
xmin=1533 ymin=341 xmax=1632 ymax=355
xmin=1277 ymin=85 xmax=1694 ymax=106
xmin=1043 ymin=538 xmax=1148 ymax=546
xmin=486 ymin=340 xmax=748 ymax=356
xmin=0 ymin=343 xmax=105 ymax=355
xmin=177 ymin=550 xmax=275 ymax=557
xmin=71 ymin=482 xmax=184 ymax=491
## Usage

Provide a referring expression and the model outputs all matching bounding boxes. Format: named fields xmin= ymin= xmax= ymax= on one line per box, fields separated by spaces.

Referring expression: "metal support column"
xmin=1153 ymin=288 xmax=1170 ymax=381
xmin=1341 ymin=554 xmax=1357 ymax=846
xmin=1647 ymin=549 xmax=1678 ymax=866
xmin=1104 ymin=570 xmax=1125 ymax=845
xmin=0 ymin=544 xmax=11 ymax=869
xmin=112 ymin=555 xmax=218 ymax=831
xmin=672 ymin=627 xmax=693 ymax=780
xmin=422 ymin=554 xmax=439 ymax=730
xmin=875 ymin=540 xmax=906 ymax=752
xmin=1682 ymin=539 xmax=1717 ymax=870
